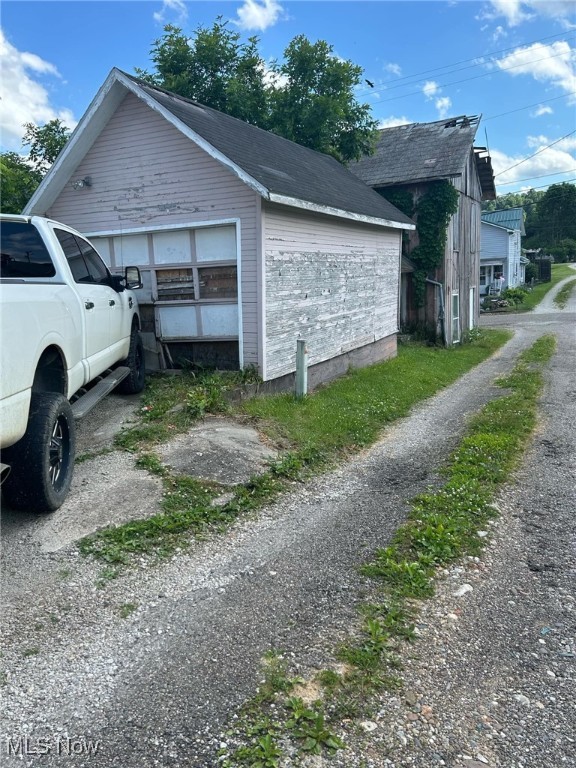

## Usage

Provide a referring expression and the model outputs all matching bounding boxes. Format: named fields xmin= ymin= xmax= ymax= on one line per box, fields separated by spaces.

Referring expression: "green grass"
xmin=554 ymin=277 xmax=576 ymax=309
xmin=518 ymin=264 xmax=576 ymax=312
xmin=225 ymin=332 xmax=555 ymax=765
xmin=80 ymin=331 xmax=510 ymax=565
xmin=241 ymin=330 xmax=511 ymax=457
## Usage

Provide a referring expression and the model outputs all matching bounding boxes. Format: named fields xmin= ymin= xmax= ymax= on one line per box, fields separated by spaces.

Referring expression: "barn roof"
xmin=25 ymin=69 xmax=414 ymax=231
xmin=349 ymin=115 xmax=496 ymax=200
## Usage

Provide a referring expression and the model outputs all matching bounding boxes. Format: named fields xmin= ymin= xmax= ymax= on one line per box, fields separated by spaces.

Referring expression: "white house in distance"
xmin=24 ymin=68 xmax=415 ymax=389
xmin=480 ymin=207 xmax=527 ymax=295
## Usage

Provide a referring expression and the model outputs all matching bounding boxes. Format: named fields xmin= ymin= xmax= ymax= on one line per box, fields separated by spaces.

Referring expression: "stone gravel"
xmin=1 ymin=291 xmax=574 ymax=767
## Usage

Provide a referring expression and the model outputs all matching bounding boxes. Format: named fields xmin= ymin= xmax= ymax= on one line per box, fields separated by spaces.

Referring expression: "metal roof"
xmin=481 ymin=207 xmax=525 ymax=235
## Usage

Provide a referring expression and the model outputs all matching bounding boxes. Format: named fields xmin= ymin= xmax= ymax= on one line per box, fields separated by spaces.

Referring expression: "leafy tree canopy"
xmin=0 ymin=152 xmax=42 ymax=214
xmin=137 ymin=18 xmax=377 ymax=163
xmin=22 ymin=118 xmax=70 ymax=173
xmin=482 ymin=183 xmax=576 ymax=261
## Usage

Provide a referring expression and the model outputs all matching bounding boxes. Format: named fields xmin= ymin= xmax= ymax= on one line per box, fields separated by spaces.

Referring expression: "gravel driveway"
xmin=1 ymin=282 xmax=574 ymax=767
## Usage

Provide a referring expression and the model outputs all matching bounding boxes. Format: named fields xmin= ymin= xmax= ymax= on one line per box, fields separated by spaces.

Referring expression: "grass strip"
xmin=516 ymin=264 xmax=576 ymax=312
xmin=553 ymin=277 xmax=576 ymax=309
xmin=79 ymin=330 xmax=510 ymax=564
xmin=218 ymin=334 xmax=556 ymax=765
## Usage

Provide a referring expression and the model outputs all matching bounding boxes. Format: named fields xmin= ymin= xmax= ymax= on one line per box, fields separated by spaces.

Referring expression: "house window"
xmin=480 ymin=266 xmax=488 ymax=287
xmin=452 ymin=293 xmax=460 ymax=343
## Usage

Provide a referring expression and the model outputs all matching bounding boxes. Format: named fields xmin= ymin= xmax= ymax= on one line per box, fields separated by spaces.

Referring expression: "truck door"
xmin=54 ymin=229 xmax=119 ymax=378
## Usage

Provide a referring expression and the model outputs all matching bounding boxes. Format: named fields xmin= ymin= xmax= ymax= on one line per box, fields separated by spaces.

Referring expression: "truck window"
xmin=0 ymin=221 xmax=56 ymax=278
xmin=54 ymin=229 xmax=110 ymax=285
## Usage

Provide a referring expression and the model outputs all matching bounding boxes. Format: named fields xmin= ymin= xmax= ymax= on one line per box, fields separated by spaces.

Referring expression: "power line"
xmin=483 ymin=92 xmax=576 ymax=122
xmin=358 ymin=29 xmax=573 ymax=98
xmin=495 ymin=177 xmax=576 ymax=193
xmin=372 ymin=49 xmax=573 ymax=105
xmin=497 ymin=169 xmax=576 ymax=186
xmin=494 ymin=131 xmax=576 ymax=177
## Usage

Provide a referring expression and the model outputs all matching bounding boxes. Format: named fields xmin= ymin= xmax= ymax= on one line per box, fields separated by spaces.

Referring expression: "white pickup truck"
xmin=0 ymin=214 xmax=145 ymax=512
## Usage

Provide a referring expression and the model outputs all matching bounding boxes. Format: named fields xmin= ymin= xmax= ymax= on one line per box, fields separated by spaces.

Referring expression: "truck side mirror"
xmin=125 ymin=266 xmax=142 ymax=290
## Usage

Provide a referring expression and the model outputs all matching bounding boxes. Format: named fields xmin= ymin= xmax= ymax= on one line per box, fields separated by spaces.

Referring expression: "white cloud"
xmin=0 ymin=29 xmax=76 ymax=152
xmin=422 ymin=80 xmax=440 ymax=98
xmin=482 ymin=1 xmax=533 ymax=26
xmin=435 ymin=96 xmax=452 ymax=118
xmin=495 ymin=41 xmax=576 ymax=101
xmin=235 ymin=0 xmax=284 ymax=31
xmin=481 ymin=1 xmax=575 ymax=27
xmin=385 ymin=63 xmax=402 ymax=76
xmin=492 ymin=25 xmax=507 ymax=41
xmin=378 ymin=116 xmax=411 ymax=128
xmin=532 ymin=105 xmax=554 ymax=116
xmin=422 ymin=81 xmax=452 ymax=118
xmin=153 ymin=0 xmax=188 ymax=24
xmin=491 ymin=134 xmax=576 ymax=187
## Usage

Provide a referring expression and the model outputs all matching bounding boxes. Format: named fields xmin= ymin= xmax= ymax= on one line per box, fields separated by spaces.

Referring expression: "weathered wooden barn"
xmin=350 ymin=116 xmax=496 ymax=344
xmin=25 ymin=68 xmax=414 ymax=387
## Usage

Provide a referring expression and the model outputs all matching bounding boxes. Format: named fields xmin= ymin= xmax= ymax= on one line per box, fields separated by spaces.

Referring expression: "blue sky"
xmin=1 ymin=0 xmax=575 ymax=195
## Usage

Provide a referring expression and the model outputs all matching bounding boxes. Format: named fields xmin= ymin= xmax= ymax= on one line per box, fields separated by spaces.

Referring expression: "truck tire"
xmin=1 ymin=392 xmax=76 ymax=513
xmin=116 ymin=328 xmax=145 ymax=394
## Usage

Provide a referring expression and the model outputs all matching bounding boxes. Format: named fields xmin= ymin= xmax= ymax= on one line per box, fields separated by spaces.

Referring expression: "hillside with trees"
xmin=482 ymin=182 xmax=576 ymax=262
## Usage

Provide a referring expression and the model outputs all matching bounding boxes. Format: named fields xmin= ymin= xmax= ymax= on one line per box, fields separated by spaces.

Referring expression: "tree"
xmin=267 ymin=36 xmax=377 ymax=162
xmin=136 ymin=20 xmax=269 ymax=126
xmin=22 ymin=119 xmax=70 ymax=173
xmin=0 ymin=152 xmax=42 ymax=213
xmin=532 ymin=183 xmax=576 ymax=247
xmin=138 ymin=21 xmax=377 ymax=163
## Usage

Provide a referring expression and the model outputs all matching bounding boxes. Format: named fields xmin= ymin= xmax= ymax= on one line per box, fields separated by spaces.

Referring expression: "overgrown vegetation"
xmin=79 ymin=331 xmax=510 ymax=564
xmin=409 ymin=181 xmax=459 ymax=306
xmin=218 ymin=334 xmax=556 ymax=764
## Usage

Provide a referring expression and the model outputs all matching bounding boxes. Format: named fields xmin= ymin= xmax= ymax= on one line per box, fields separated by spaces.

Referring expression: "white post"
xmin=295 ymin=339 xmax=308 ymax=398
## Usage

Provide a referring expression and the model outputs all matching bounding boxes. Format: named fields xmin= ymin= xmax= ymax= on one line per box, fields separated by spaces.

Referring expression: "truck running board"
xmin=71 ymin=367 xmax=130 ymax=419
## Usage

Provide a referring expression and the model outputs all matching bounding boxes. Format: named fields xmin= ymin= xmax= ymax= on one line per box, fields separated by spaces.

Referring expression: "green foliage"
xmin=138 ymin=20 xmax=377 ymax=163
xmin=138 ymin=20 xmax=269 ymax=126
xmin=285 ymin=698 xmax=344 ymax=754
xmin=379 ymin=188 xmax=415 ymax=218
xmin=500 ymin=286 xmax=528 ymax=306
xmin=268 ymin=35 xmax=377 ymax=162
xmin=409 ymin=181 xmax=459 ymax=306
xmin=22 ymin=119 xmax=70 ymax=173
xmin=0 ymin=152 xmax=42 ymax=213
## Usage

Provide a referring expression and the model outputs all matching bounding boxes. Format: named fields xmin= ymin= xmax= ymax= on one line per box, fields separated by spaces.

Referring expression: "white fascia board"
xmin=481 ymin=220 xmax=514 ymax=233
xmin=24 ymin=71 xmax=127 ymax=214
xmin=114 ymin=71 xmax=269 ymax=199
xmin=268 ymin=193 xmax=415 ymax=231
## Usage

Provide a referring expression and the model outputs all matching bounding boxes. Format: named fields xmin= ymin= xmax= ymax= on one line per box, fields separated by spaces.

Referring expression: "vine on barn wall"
xmin=382 ymin=180 xmax=459 ymax=307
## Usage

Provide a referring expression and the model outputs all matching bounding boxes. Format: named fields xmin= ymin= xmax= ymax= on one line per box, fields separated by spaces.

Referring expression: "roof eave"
xmin=24 ymin=68 xmax=271 ymax=215
xmin=268 ymin=193 xmax=415 ymax=230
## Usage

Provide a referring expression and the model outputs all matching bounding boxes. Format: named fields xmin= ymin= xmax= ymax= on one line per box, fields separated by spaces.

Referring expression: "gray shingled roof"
xmin=122 ymin=72 xmax=414 ymax=227
xmin=349 ymin=116 xmax=481 ymax=188
xmin=482 ymin=207 xmax=526 ymax=236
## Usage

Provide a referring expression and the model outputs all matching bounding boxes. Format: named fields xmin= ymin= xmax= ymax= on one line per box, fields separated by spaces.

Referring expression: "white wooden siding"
xmin=263 ymin=204 xmax=401 ymax=381
xmin=46 ymin=92 xmax=260 ymax=366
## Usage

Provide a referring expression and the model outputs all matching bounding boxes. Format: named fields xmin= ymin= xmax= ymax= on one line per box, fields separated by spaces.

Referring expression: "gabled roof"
xmin=25 ymin=68 xmax=414 ymax=231
xmin=481 ymin=207 xmax=525 ymax=236
xmin=349 ymin=115 xmax=496 ymax=199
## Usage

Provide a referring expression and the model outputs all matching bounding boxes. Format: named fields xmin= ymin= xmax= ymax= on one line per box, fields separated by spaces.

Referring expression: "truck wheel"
xmin=1 ymin=392 xmax=76 ymax=513
xmin=117 ymin=329 xmax=146 ymax=394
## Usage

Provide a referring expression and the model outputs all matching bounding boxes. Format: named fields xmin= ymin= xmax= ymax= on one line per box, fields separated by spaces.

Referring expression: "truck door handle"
xmin=85 ymin=301 xmax=94 ymax=310
xmin=109 ymin=299 xmax=116 ymax=306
